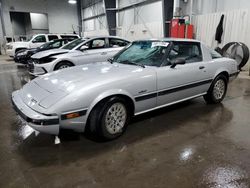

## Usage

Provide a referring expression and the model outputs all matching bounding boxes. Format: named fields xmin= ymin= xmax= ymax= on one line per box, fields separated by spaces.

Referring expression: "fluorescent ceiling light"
xmin=68 ymin=0 xmax=77 ymax=4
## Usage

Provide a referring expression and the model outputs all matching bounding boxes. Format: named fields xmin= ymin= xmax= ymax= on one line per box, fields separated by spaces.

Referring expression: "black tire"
xmin=88 ymin=97 xmax=130 ymax=140
xmin=221 ymin=42 xmax=249 ymax=70
xmin=54 ymin=61 xmax=73 ymax=71
xmin=204 ymin=74 xmax=228 ymax=104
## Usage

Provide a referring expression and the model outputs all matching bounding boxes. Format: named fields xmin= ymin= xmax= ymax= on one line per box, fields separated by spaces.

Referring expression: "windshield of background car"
xmin=61 ymin=38 xmax=85 ymax=50
xmin=113 ymin=41 xmax=170 ymax=67
xmin=39 ymin=41 xmax=52 ymax=49
xmin=27 ymin=35 xmax=34 ymax=42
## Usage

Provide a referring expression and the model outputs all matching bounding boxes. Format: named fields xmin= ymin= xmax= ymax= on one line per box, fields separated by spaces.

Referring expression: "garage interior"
xmin=0 ymin=0 xmax=250 ymax=187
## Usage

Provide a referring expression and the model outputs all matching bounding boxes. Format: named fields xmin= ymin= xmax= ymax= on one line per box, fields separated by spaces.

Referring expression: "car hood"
xmin=10 ymin=41 xmax=29 ymax=45
xmin=31 ymin=49 xmax=69 ymax=59
xmin=20 ymin=62 xmax=155 ymax=110
xmin=8 ymin=41 xmax=30 ymax=48
xmin=52 ymin=50 xmax=83 ymax=58
xmin=38 ymin=62 xmax=153 ymax=91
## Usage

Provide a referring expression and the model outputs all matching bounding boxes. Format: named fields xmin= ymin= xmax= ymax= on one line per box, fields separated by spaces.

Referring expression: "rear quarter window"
xmin=169 ymin=42 xmax=203 ymax=63
xmin=210 ymin=50 xmax=222 ymax=59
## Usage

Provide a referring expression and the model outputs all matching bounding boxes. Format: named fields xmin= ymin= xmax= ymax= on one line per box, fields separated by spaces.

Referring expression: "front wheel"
xmin=204 ymin=75 xmax=228 ymax=104
xmin=88 ymin=97 xmax=130 ymax=140
xmin=54 ymin=61 xmax=73 ymax=70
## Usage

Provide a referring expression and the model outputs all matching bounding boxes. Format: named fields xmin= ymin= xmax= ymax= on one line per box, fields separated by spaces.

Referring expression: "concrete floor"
xmin=1 ymin=55 xmax=250 ymax=188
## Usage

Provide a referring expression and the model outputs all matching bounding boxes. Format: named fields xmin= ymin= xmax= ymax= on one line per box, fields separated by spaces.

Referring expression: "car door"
xmin=156 ymin=41 xmax=210 ymax=106
xmin=30 ymin=35 xmax=47 ymax=48
xmin=74 ymin=38 xmax=110 ymax=65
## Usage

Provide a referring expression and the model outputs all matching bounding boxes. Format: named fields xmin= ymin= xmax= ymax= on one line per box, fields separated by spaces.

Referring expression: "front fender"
xmin=86 ymin=89 xmax=135 ymax=118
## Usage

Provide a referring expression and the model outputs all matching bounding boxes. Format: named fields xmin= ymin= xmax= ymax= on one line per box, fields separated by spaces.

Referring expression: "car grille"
xmin=6 ymin=44 xmax=12 ymax=49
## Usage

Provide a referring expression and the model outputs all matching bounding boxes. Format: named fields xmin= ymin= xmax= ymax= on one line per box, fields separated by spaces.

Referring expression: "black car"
xmin=14 ymin=38 xmax=72 ymax=64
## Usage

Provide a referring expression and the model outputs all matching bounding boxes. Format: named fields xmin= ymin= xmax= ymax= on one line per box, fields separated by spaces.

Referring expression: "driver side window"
xmin=169 ymin=42 xmax=203 ymax=64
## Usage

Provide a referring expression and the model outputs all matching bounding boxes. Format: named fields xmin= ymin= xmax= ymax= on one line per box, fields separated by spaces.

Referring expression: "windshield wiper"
xmin=107 ymin=58 xmax=114 ymax=64
xmin=119 ymin=60 xmax=145 ymax=68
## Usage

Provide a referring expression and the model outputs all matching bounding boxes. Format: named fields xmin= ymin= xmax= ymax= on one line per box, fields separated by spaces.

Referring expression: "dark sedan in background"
xmin=14 ymin=38 xmax=72 ymax=64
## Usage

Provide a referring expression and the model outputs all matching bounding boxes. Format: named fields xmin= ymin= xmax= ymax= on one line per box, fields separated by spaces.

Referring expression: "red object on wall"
xmin=186 ymin=25 xmax=194 ymax=39
xmin=170 ymin=19 xmax=179 ymax=38
xmin=170 ymin=18 xmax=194 ymax=39
xmin=178 ymin=24 xmax=185 ymax=38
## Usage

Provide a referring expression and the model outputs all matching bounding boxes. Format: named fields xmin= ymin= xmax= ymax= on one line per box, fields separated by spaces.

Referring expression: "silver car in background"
xmin=12 ymin=39 xmax=239 ymax=140
xmin=29 ymin=36 xmax=130 ymax=76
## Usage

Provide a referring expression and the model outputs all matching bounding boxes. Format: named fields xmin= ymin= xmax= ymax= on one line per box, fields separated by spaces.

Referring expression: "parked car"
xmin=12 ymin=39 xmax=239 ymax=140
xmin=6 ymin=33 xmax=79 ymax=57
xmin=14 ymin=39 xmax=73 ymax=64
xmin=28 ymin=36 xmax=130 ymax=76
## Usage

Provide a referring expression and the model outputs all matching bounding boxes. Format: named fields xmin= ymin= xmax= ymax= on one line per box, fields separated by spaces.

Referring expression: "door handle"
xmin=101 ymin=52 xmax=107 ymax=55
xmin=199 ymin=66 xmax=205 ymax=70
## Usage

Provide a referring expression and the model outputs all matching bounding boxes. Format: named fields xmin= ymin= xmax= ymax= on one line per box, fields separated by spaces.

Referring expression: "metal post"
xmin=189 ymin=0 xmax=193 ymax=23
xmin=104 ymin=0 xmax=116 ymax=36
xmin=77 ymin=0 xmax=82 ymax=36
xmin=162 ymin=0 xmax=174 ymax=37
xmin=0 ymin=0 xmax=6 ymax=54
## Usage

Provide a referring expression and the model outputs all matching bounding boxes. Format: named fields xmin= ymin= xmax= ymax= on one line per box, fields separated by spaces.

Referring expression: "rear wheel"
xmin=88 ymin=97 xmax=130 ymax=140
xmin=204 ymin=75 xmax=228 ymax=104
xmin=54 ymin=61 xmax=73 ymax=70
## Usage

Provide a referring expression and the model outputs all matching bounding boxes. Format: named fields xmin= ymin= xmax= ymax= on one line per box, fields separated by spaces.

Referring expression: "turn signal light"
xmin=65 ymin=112 xmax=80 ymax=119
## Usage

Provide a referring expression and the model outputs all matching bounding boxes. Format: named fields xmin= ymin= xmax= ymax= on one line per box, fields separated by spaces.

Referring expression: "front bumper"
xmin=6 ymin=49 xmax=15 ymax=57
xmin=14 ymin=54 xmax=29 ymax=64
xmin=28 ymin=60 xmax=48 ymax=76
xmin=12 ymin=91 xmax=60 ymax=135
xmin=27 ymin=59 xmax=56 ymax=76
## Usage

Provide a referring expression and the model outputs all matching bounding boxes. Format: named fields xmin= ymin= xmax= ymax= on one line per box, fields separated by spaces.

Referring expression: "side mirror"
xmin=170 ymin=58 xmax=186 ymax=68
xmin=80 ymin=45 xmax=88 ymax=51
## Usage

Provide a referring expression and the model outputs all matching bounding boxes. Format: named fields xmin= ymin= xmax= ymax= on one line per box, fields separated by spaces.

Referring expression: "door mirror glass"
xmin=170 ymin=58 xmax=186 ymax=68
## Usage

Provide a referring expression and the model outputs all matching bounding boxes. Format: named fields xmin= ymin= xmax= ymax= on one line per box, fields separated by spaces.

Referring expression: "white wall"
xmin=47 ymin=0 xmax=78 ymax=34
xmin=30 ymin=13 xmax=48 ymax=30
xmin=183 ymin=0 xmax=250 ymax=70
xmin=82 ymin=1 xmax=109 ymax=36
xmin=0 ymin=0 xmax=78 ymax=43
xmin=117 ymin=0 xmax=163 ymax=41
xmin=181 ymin=0 xmax=250 ymax=17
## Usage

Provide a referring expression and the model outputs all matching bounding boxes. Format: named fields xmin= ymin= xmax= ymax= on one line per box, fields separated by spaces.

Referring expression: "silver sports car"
xmin=12 ymin=38 xmax=239 ymax=140
xmin=29 ymin=36 xmax=130 ymax=76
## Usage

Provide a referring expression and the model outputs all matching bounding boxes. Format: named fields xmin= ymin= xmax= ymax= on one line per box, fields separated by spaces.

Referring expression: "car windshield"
xmin=61 ymin=38 xmax=85 ymax=50
xmin=39 ymin=41 xmax=54 ymax=49
xmin=113 ymin=41 xmax=170 ymax=67
xmin=27 ymin=35 xmax=34 ymax=42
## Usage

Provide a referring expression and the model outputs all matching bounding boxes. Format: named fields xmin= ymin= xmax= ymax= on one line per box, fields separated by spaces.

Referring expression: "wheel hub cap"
xmin=105 ymin=103 xmax=127 ymax=135
xmin=58 ymin=65 xmax=69 ymax=69
xmin=213 ymin=79 xmax=225 ymax=100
